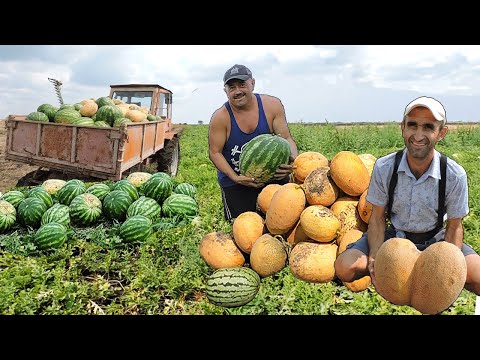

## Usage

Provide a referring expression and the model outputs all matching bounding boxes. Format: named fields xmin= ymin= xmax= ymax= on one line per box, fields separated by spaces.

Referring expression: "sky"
xmin=1 ymin=45 xmax=480 ymax=125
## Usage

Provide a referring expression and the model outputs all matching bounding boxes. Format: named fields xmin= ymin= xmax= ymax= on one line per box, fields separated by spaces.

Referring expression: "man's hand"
xmin=235 ymin=175 xmax=265 ymax=188
xmin=272 ymin=156 xmax=296 ymax=181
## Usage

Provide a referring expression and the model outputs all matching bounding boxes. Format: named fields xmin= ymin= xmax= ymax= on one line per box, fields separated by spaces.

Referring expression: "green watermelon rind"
xmin=239 ymin=133 xmax=291 ymax=183
xmin=205 ymin=267 xmax=261 ymax=308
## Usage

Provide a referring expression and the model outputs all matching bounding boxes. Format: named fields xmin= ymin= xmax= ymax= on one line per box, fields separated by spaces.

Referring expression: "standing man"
xmin=208 ymin=64 xmax=298 ymax=221
xmin=335 ymin=96 xmax=480 ymax=296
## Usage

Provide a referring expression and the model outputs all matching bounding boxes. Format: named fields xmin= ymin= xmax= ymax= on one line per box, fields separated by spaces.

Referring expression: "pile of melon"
xmin=23 ymin=96 xmax=164 ymax=128
xmin=200 ymin=150 xmax=468 ymax=314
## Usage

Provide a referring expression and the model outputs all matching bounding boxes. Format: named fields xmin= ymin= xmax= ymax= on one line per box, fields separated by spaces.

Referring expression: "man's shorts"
xmin=346 ymin=226 xmax=478 ymax=256
xmin=220 ymin=176 xmax=290 ymax=221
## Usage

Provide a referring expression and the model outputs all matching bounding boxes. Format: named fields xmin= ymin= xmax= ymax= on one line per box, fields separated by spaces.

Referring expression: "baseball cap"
xmin=404 ymin=96 xmax=447 ymax=125
xmin=223 ymin=64 xmax=253 ymax=85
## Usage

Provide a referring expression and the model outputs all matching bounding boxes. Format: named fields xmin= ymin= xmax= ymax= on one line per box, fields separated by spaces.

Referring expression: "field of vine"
xmin=0 ymin=122 xmax=479 ymax=315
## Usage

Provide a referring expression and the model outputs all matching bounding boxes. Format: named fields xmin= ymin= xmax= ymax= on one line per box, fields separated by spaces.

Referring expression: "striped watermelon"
xmin=0 ymin=200 xmax=16 ymax=233
xmin=143 ymin=174 xmax=174 ymax=204
xmin=113 ymin=117 xmax=132 ymax=127
xmin=56 ymin=179 xmax=87 ymax=205
xmin=69 ymin=193 xmax=102 ymax=226
xmin=239 ymin=133 xmax=291 ymax=183
xmin=72 ymin=117 xmax=95 ymax=126
xmin=37 ymin=103 xmax=58 ymax=122
xmin=173 ymin=183 xmax=197 ymax=199
xmin=95 ymin=105 xmax=123 ymax=126
xmin=112 ymin=180 xmax=139 ymax=202
xmin=102 ymin=190 xmax=133 ymax=221
xmin=28 ymin=186 xmax=53 ymax=208
xmin=93 ymin=121 xmax=111 ymax=128
xmin=41 ymin=203 xmax=70 ymax=227
xmin=59 ymin=104 xmax=76 ymax=110
xmin=119 ymin=214 xmax=152 ymax=244
xmin=162 ymin=193 xmax=198 ymax=217
xmin=34 ymin=222 xmax=67 ymax=250
xmin=17 ymin=197 xmax=47 ymax=228
xmin=1 ymin=190 xmax=26 ymax=208
xmin=86 ymin=183 xmax=110 ymax=201
xmin=26 ymin=111 xmax=49 ymax=122
xmin=54 ymin=109 xmax=82 ymax=124
xmin=205 ymin=267 xmax=261 ymax=308
xmin=42 ymin=179 xmax=66 ymax=195
xmin=127 ymin=196 xmax=161 ymax=220
xmin=95 ymin=96 xmax=115 ymax=108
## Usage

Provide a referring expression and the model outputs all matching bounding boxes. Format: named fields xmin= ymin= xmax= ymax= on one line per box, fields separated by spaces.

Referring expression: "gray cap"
xmin=404 ymin=96 xmax=447 ymax=125
xmin=223 ymin=64 xmax=253 ymax=85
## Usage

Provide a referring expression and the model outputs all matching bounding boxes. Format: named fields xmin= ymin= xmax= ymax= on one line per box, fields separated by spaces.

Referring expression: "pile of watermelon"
xmin=0 ymin=171 xmax=199 ymax=252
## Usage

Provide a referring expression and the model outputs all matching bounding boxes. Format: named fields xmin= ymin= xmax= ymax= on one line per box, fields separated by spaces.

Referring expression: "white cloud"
xmin=1 ymin=45 xmax=480 ymax=123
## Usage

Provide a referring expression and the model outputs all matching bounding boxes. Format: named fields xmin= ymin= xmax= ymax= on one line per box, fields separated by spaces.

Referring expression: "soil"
xmin=0 ymin=119 xmax=38 ymax=193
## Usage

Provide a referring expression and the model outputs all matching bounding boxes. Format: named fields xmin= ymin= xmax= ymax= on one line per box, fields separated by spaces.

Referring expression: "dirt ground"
xmin=0 ymin=119 xmax=38 ymax=193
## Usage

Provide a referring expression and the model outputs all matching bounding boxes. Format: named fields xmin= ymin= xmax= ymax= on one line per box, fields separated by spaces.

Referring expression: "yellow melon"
xmin=344 ymin=276 xmax=371 ymax=292
xmin=289 ymin=241 xmax=338 ymax=283
xmin=79 ymin=100 xmax=98 ymax=117
xmin=330 ymin=196 xmax=359 ymax=216
xmin=266 ymin=183 xmax=306 ymax=235
xmin=374 ymin=237 xmax=421 ymax=306
xmin=232 ymin=211 xmax=265 ymax=253
xmin=125 ymin=109 xmax=147 ymax=122
xmin=257 ymin=184 xmax=282 ymax=214
xmin=199 ymin=232 xmax=245 ymax=269
xmin=410 ymin=241 xmax=467 ymax=315
xmin=300 ymin=205 xmax=340 ymax=243
xmin=250 ymin=234 xmax=288 ymax=277
xmin=357 ymin=189 xmax=373 ymax=224
xmin=336 ymin=203 xmax=368 ymax=238
xmin=336 ymin=228 xmax=363 ymax=254
xmin=330 ymin=151 xmax=370 ymax=196
xmin=302 ymin=166 xmax=339 ymax=207
xmin=293 ymin=151 xmax=329 ymax=182
xmin=358 ymin=153 xmax=377 ymax=177
xmin=286 ymin=220 xmax=309 ymax=246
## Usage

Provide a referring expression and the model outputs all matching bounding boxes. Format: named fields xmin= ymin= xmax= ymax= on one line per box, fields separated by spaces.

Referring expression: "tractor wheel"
xmin=156 ymin=137 xmax=180 ymax=177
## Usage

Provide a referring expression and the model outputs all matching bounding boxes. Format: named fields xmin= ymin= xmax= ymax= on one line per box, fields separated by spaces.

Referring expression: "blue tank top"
xmin=218 ymin=93 xmax=271 ymax=188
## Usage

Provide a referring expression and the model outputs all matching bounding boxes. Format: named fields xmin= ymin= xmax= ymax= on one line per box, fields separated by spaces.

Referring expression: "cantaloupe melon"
xmin=302 ymin=166 xmax=339 ymax=207
xmin=374 ymin=237 xmax=421 ymax=306
xmin=357 ymin=189 xmax=373 ymax=224
xmin=256 ymin=184 xmax=282 ymax=214
xmin=232 ymin=211 xmax=265 ymax=253
xmin=266 ymin=183 xmax=306 ymax=235
xmin=199 ymin=232 xmax=245 ymax=269
xmin=409 ymin=241 xmax=467 ymax=315
xmin=293 ymin=151 xmax=329 ymax=182
xmin=358 ymin=153 xmax=377 ymax=177
xmin=330 ymin=151 xmax=370 ymax=196
xmin=286 ymin=220 xmax=309 ymax=246
xmin=250 ymin=234 xmax=288 ymax=277
xmin=289 ymin=241 xmax=338 ymax=283
xmin=300 ymin=205 xmax=340 ymax=243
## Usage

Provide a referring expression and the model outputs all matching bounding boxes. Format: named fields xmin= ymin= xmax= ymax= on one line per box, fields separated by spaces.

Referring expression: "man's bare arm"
xmin=208 ymin=111 xmax=263 ymax=188
xmin=444 ymin=217 xmax=464 ymax=250
xmin=367 ymin=204 xmax=387 ymax=284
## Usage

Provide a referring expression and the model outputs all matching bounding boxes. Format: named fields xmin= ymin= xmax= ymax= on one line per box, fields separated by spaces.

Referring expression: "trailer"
xmin=4 ymin=84 xmax=182 ymax=186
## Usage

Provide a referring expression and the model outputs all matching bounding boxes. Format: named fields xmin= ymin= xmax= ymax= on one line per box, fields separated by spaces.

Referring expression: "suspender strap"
xmin=387 ymin=150 xmax=403 ymax=219
xmin=437 ymin=153 xmax=447 ymax=228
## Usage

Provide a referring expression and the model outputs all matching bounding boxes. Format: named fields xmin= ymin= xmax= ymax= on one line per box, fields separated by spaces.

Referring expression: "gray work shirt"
xmin=366 ymin=148 xmax=469 ymax=233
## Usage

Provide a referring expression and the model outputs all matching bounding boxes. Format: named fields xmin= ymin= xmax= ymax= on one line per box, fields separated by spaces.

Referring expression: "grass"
xmin=0 ymin=122 xmax=479 ymax=315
